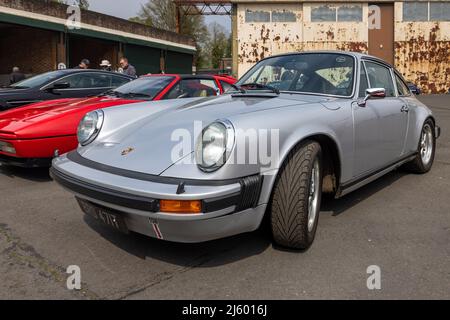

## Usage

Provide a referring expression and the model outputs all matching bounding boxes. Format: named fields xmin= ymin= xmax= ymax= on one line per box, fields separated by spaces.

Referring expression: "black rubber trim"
xmin=51 ymin=167 xmax=159 ymax=212
xmin=67 ymin=150 xmax=247 ymax=186
xmin=0 ymin=154 xmax=52 ymax=168
xmin=340 ymin=153 xmax=417 ymax=191
xmin=51 ymin=166 xmax=263 ymax=214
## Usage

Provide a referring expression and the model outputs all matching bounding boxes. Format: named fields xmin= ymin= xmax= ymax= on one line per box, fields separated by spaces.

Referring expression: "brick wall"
xmin=0 ymin=25 xmax=57 ymax=75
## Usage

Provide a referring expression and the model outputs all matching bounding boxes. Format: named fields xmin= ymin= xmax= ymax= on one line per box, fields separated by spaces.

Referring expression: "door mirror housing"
xmin=46 ymin=82 xmax=70 ymax=92
xmin=357 ymin=88 xmax=386 ymax=107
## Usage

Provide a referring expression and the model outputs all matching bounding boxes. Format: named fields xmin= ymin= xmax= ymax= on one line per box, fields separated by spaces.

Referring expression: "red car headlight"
xmin=0 ymin=141 xmax=16 ymax=154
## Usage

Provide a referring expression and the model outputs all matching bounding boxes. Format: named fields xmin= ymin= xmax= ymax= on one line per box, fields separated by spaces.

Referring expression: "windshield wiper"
xmin=121 ymin=92 xmax=153 ymax=99
xmin=239 ymin=83 xmax=280 ymax=94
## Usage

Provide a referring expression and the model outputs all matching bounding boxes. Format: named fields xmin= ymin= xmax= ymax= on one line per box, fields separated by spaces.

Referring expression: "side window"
xmin=111 ymin=75 xmax=131 ymax=87
xmin=164 ymin=79 xmax=219 ymax=99
xmin=55 ymin=73 xmax=112 ymax=89
xmin=91 ymin=74 xmax=112 ymax=88
xmin=395 ymin=74 xmax=410 ymax=96
xmin=364 ymin=62 xmax=396 ymax=97
xmin=359 ymin=62 xmax=369 ymax=97
xmin=220 ymin=80 xmax=233 ymax=93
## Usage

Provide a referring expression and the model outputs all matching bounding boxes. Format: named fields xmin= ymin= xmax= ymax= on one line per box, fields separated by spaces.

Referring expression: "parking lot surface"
xmin=0 ymin=95 xmax=449 ymax=300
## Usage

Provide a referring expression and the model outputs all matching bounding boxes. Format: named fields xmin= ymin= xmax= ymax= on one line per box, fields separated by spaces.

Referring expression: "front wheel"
xmin=404 ymin=119 xmax=436 ymax=173
xmin=270 ymin=141 xmax=323 ymax=250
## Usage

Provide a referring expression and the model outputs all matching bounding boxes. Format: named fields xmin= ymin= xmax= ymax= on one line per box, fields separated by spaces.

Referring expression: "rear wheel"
xmin=404 ymin=120 xmax=436 ymax=173
xmin=270 ymin=141 xmax=323 ymax=250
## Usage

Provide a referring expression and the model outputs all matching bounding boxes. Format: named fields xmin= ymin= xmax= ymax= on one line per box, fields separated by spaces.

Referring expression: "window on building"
xmin=245 ymin=9 xmax=271 ymax=23
xmin=403 ymin=2 xmax=428 ymax=21
xmin=430 ymin=2 xmax=450 ymax=21
xmin=338 ymin=5 xmax=363 ymax=22
xmin=272 ymin=10 xmax=297 ymax=22
xmin=311 ymin=5 xmax=336 ymax=22
xmin=311 ymin=4 xmax=363 ymax=22
xmin=403 ymin=1 xmax=450 ymax=21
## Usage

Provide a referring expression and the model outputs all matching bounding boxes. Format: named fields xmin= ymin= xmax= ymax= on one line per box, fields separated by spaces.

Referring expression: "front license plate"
xmin=76 ymin=198 xmax=129 ymax=234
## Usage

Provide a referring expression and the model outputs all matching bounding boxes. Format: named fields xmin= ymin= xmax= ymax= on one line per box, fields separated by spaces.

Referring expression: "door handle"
xmin=401 ymin=105 xmax=409 ymax=113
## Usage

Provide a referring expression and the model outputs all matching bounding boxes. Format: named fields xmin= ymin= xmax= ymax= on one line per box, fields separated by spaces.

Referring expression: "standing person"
xmin=10 ymin=67 xmax=26 ymax=84
xmin=99 ymin=60 xmax=112 ymax=71
xmin=75 ymin=59 xmax=90 ymax=69
xmin=119 ymin=57 xmax=137 ymax=77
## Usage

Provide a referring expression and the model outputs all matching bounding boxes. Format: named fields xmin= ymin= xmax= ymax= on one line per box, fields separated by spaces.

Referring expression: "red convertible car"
xmin=0 ymin=74 xmax=236 ymax=167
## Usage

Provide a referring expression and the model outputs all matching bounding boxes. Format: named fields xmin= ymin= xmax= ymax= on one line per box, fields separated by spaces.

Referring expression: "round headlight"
xmin=77 ymin=110 xmax=104 ymax=146
xmin=195 ymin=120 xmax=235 ymax=172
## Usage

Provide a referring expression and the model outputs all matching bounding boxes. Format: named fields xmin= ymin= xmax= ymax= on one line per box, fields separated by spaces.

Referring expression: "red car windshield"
xmin=107 ymin=76 xmax=175 ymax=100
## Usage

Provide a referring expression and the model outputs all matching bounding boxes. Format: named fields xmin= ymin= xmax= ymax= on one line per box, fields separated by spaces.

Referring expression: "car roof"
xmin=261 ymin=50 xmax=394 ymax=68
xmin=55 ymin=69 xmax=135 ymax=78
xmin=142 ymin=74 xmax=218 ymax=80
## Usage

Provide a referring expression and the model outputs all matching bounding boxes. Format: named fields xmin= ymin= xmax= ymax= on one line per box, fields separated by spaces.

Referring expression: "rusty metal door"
xmin=368 ymin=3 xmax=394 ymax=65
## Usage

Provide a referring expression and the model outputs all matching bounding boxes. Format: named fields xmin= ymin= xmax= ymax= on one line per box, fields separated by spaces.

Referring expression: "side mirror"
xmin=357 ymin=88 xmax=386 ymax=107
xmin=46 ymin=82 xmax=70 ymax=92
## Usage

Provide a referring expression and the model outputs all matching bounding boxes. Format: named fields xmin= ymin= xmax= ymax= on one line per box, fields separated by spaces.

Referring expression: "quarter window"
xmin=364 ymin=62 xmax=396 ymax=97
xmin=359 ymin=62 xmax=369 ymax=98
xmin=163 ymin=79 xmax=219 ymax=99
xmin=395 ymin=74 xmax=411 ymax=96
xmin=220 ymin=80 xmax=234 ymax=92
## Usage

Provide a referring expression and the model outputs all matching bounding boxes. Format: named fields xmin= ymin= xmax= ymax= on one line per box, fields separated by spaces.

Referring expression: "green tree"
xmin=208 ymin=22 xmax=231 ymax=69
xmin=130 ymin=0 xmax=209 ymax=68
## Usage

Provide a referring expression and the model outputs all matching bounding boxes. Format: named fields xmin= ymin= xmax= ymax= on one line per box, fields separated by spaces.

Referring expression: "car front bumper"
xmin=51 ymin=152 xmax=267 ymax=243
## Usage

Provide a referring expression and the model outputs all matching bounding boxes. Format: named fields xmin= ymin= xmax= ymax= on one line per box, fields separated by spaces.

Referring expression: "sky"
xmin=87 ymin=0 xmax=231 ymax=32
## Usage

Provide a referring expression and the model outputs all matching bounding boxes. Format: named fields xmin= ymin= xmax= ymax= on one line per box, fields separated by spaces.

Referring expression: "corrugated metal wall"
xmin=235 ymin=1 xmax=450 ymax=93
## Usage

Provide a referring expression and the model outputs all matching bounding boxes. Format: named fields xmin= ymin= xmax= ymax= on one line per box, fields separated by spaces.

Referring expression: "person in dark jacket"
xmin=10 ymin=67 xmax=26 ymax=84
xmin=75 ymin=59 xmax=90 ymax=69
xmin=119 ymin=57 xmax=137 ymax=77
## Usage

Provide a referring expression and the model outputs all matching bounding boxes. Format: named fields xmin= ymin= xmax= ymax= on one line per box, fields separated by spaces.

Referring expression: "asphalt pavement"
xmin=0 ymin=94 xmax=449 ymax=299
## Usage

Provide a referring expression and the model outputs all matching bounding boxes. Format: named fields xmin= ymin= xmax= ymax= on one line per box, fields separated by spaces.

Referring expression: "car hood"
xmin=79 ymin=93 xmax=335 ymax=176
xmin=0 ymin=96 xmax=140 ymax=138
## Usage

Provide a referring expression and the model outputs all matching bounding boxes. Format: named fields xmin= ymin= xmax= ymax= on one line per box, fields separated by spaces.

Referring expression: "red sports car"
xmin=0 ymin=74 xmax=236 ymax=167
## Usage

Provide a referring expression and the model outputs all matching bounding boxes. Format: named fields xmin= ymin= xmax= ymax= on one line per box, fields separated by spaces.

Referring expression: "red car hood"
xmin=0 ymin=96 xmax=140 ymax=139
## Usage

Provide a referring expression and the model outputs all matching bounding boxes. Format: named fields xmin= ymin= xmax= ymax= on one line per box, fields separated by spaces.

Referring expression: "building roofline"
xmin=0 ymin=0 xmax=196 ymax=53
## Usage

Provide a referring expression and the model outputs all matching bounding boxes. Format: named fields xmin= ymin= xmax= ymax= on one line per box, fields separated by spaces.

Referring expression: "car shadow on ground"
xmin=82 ymin=169 xmax=408 ymax=266
xmin=321 ymin=169 xmax=407 ymax=216
xmin=83 ymin=214 xmax=271 ymax=267
xmin=0 ymin=165 xmax=52 ymax=182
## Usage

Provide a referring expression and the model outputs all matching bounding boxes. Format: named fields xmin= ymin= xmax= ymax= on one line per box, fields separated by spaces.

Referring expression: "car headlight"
xmin=77 ymin=110 xmax=104 ymax=146
xmin=195 ymin=120 xmax=235 ymax=172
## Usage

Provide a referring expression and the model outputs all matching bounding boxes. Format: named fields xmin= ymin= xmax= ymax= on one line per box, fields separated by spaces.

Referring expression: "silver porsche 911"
xmin=51 ymin=51 xmax=440 ymax=250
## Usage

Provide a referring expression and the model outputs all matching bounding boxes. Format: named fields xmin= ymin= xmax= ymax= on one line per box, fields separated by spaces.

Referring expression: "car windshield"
xmin=237 ymin=53 xmax=355 ymax=97
xmin=110 ymin=76 xmax=175 ymax=100
xmin=9 ymin=70 xmax=66 ymax=89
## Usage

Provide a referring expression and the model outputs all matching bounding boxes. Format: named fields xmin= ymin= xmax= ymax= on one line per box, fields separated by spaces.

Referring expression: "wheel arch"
xmin=259 ymin=131 xmax=343 ymax=207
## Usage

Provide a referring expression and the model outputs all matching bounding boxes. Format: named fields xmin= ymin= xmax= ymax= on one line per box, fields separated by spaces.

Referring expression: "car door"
xmin=353 ymin=60 xmax=408 ymax=177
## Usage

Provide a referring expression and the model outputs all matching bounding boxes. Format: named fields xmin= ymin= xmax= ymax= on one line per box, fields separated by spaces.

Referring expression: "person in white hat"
xmin=99 ymin=60 xmax=112 ymax=72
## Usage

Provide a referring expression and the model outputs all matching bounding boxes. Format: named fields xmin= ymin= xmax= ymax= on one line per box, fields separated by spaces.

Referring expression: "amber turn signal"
xmin=159 ymin=200 xmax=202 ymax=214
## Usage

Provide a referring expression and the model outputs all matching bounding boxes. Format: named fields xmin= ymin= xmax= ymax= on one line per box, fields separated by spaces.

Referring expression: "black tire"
xmin=404 ymin=119 xmax=436 ymax=174
xmin=270 ymin=140 xmax=323 ymax=250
